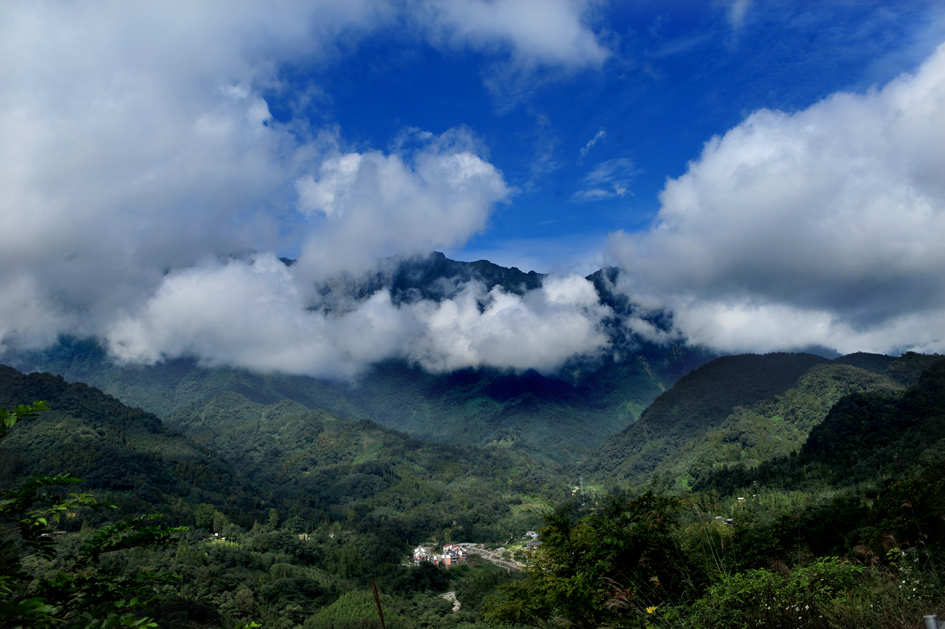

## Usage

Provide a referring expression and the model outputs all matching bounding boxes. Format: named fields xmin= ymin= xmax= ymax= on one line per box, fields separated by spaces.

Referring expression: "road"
xmin=455 ymin=543 xmax=522 ymax=572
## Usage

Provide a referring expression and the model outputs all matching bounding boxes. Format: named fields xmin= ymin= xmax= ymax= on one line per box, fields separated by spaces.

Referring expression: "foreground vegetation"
xmin=484 ymin=477 xmax=945 ymax=628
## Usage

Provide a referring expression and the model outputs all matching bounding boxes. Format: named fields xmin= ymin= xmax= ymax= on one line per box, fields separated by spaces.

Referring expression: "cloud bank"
xmin=609 ymin=42 xmax=945 ymax=355
xmin=106 ymin=255 xmax=611 ymax=378
xmin=0 ymin=1 xmax=612 ymax=376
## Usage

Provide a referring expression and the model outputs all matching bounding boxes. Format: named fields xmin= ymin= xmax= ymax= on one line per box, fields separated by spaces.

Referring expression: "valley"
xmin=3 ymin=339 xmax=944 ymax=628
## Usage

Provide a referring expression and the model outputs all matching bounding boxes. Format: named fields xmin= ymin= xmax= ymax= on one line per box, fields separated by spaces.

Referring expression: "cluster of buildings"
xmin=412 ymin=543 xmax=469 ymax=567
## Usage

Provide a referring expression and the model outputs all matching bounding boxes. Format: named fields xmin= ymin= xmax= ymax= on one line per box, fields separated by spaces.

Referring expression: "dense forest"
xmin=2 ymin=349 xmax=944 ymax=627
xmin=12 ymin=335 xmax=709 ymax=465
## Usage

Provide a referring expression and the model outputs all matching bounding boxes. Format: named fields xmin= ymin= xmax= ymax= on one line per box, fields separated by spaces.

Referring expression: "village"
xmin=411 ymin=531 xmax=541 ymax=572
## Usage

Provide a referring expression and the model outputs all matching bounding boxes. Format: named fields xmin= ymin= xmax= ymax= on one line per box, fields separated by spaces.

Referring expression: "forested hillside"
xmin=11 ymin=335 xmax=708 ymax=464
xmin=484 ymin=357 xmax=945 ymax=628
xmin=4 ymin=352 xmax=944 ymax=628
xmin=702 ymin=355 xmax=945 ymax=493
xmin=0 ymin=363 xmax=565 ymax=627
xmin=165 ymin=389 xmax=567 ymax=541
xmin=583 ymin=353 xmax=829 ymax=485
xmin=645 ymin=363 xmax=901 ymax=492
xmin=0 ymin=365 xmax=251 ymax=523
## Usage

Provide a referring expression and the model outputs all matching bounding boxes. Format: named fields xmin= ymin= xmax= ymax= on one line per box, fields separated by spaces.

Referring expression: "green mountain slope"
xmin=15 ymin=336 xmax=364 ymax=419
xmin=583 ymin=353 xmax=830 ymax=486
xmin=830 ymin=351 xmax=897 ymax=374
xmin=698 ymin=354 xmax=945 ymax=493
xmin=0 ymin=366 xmax=538 ymax=627
xmin=650 ymin=363 xmax=901 ymax=492
xmin=13 ymin=336 xmax=708 ymax=465
xmin=800 ymin=357 xmax=945 ymax=483
xmin=163 ymin=390 xmax=568 ymax=541
xmin=336 ymin=345 xmax=707 ymax=462
xmin=883 ymin=351 xmax=945 ymax=386
xmin=0 ymin=364 xmax=253 ymax=522
xmin=1 ymin=362 xmax=567 ymax=542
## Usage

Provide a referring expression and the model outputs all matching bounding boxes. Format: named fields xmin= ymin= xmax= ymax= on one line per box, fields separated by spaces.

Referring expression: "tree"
xmin=0 ymin=401 xmax=185 ymax=628
xmin=482 ymin=491 xmax=693 ymax=628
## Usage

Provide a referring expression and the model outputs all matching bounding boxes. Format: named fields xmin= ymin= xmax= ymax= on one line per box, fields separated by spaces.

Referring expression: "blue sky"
xmin=272 ymin=0 xmax=945 ymax=272
xmin=2 ymin=1 xmax=945 ymax=377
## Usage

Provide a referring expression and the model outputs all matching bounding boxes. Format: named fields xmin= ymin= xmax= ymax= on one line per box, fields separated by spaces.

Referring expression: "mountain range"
xmin=7 ymin=253 xmax=716 ymax=464
xmin=3 ymin=255 xmax=944 ymax=627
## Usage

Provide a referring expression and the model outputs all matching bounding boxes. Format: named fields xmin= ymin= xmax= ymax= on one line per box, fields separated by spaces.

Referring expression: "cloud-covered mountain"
xmin=99 ymin=252 xmax=623 ymax=379
xmin=7 ymin=254 xmax=713 ymax=464
xmin=3 ymin=2 xmax=943 ymax=377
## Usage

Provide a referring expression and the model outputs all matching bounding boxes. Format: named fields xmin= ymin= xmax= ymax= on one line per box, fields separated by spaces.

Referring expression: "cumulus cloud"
xmin=609 ymin=41 xmax=945 ymax=355
xmin=0 ymin=1 xmax=383 ymax=349
xmin=294 ymin=129 xmax=511 ymax=281
xmin=405 ymin=273 xmax=612 ymax=372
xmin=106 ymin=255 xmax=611 ymax=378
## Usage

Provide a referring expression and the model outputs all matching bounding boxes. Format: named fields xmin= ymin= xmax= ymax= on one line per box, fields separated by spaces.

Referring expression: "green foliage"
xmin=0 ymin=365 xmax=245 ymax=517
xmin=483 ymin=491 xmax=692 ymax=628
xmin=666 ymin=364 xmax=900 ymax=493
xmin=705 ymin=358 xmax=945 ymax=494
xmin=4 ymin=350 xmax=945 ymax=628
xmin=684 ymin=557 xmax=864 ymax=628
xmin=586 ymin=353 xmax=830 ymax=487
xmin=0 ymin=401 xmax=185 ymax=628
xmin=307 ymin=588 xmax=405 ymax=629
xmin=12 ymin=334 xmax=708 ymax=466
xmin=830 ymin=351 xmax=896 ymax=374
xmin=0 ymin=399 xmax=50 ymax=438
xmin=884 ymin=351 xmax=944 ymax=387
xmin=164 ymin=390 xmax=566 ymax=543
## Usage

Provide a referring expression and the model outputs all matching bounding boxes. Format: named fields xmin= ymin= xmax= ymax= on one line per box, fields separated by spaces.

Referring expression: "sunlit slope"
xmin=13 ymin=336 xmax=364 ymax=419
xmin=647 ymin=363 xmax=901 ymax=492
xmin=586 ymin=351 xmax=943 ymax=492
xmin=583 ymin=353 xmax=830 ymax=486
xmin=0 ymin=362 xmax=567 ymax=541
xmin=700 ymin=354 xmax=945 ymax=493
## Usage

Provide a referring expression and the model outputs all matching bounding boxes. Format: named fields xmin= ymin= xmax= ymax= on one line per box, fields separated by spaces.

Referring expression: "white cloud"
xmin=0 ymin=1 xmax=561 ymax=371
xmin=579 ymin=128 xmax=606 ymax=161
xmin=0 ymin=1 xmax=391 ymax=351
xmin=401 ymin=274 xmax=613 ymax=373
xmin=609 ymin=41 xmax=945 ymax=355
xmin=418 ymin=0 xmax=609 ymax=69
xmin=294 ymin=129 xmax=512 ymax=281
xmin=105 ymin=255 xmax=611 ymax=378
xmin=105 ymin=254 xmax=413 ymax=379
